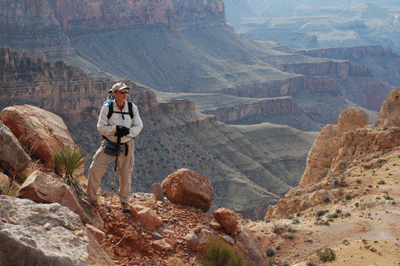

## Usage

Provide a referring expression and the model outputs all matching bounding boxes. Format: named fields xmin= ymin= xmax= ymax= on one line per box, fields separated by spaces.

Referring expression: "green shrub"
xmin=306 ymin=258 xmax=318 ymax=266
xmin=317 ymin=248 xmax=336 ymax=262
xmin=53 ymin=146 xmax=90 ymax=196
xmin=267 ymin=257 xmax=276 ymax=266
xmin=197 ymin=239 xmax=245 ymax=266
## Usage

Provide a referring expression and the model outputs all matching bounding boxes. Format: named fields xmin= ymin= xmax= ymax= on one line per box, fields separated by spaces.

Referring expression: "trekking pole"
xmin=111 ymin=136 xmax=121 ymax=201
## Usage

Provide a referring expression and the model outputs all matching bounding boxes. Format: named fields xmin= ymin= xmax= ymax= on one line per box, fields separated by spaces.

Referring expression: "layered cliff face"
xmin=207 ymin=96 xmax=302 ymax=122
xmin=298 ymin=45 xmax=390 ymax=61
xmin=0 ymin=46 xmax=159 ymax=124
xmin=48 ymin=0 xmax=225 ymax=33
xmin=277 ymin=59 xmax=393 ymax=112
xmin=0 ymin=0 xmax=75 ymax=59
xmin=0 ymin=0 xmax=225 ymax=59
xmin=298 ymin=45 xmax=400 ymax=93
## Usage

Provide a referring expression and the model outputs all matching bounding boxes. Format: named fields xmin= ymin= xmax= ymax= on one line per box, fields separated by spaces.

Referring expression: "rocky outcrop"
xmin=220 ymin=76 xmax=306 ymax=98
xmin=0 ymin=105 xmax=82 ymax=171
xmin=277 ymin=60 xmax=372 ymax=81
xmin=306 ymin=76 xmax=336 ymax=92
xmin=161 ymin=168 xmax=214 ymax=212
xmin=0 ymin=120 xmax=31 ymax=173
xmin=17 ymin=170 xmax=104 ymax=230
xmin=0 ymin=195 xmax=89 ymax=266
xmin=374 ymin=87 xmax=400 ymax=127
xmin=299 ymin=107 xmax=368 ymax=187
xmin=207 ymin=96 xmax=303 ymax=123
xmin=158 ymin=99 xmax=196 ymax=115
xmin=298 ymin=45 xmax=393 ymax=61
xmin=266 ymin=88 xmax=400 ymax=219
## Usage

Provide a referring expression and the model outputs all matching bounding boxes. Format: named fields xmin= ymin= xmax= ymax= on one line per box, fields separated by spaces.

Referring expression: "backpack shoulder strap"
xmin=107 ymin=102 xmax=114 ymax=120
xmin=128 ymin=102 xmax=134 ymax=119
xmin=107 ymin=101 xmax=133 ymax=120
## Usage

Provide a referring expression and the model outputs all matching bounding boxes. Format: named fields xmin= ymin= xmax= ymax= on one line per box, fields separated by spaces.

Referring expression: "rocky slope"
xmin=254 ymin=87 xmax=400 ymax=265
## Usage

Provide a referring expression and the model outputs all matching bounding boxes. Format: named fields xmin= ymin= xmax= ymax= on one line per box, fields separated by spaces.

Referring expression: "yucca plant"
xmin=53 ymin=146 xmax=90 ymax=196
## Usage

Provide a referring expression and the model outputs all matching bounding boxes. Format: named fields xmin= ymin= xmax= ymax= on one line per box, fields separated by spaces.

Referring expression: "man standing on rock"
xmin=86 ymin=82 xmax=143 ymax=212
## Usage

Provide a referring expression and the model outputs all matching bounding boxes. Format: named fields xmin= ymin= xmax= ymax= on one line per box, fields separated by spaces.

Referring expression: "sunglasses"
xmin=117 ymin=91 xmax=129 ymax=95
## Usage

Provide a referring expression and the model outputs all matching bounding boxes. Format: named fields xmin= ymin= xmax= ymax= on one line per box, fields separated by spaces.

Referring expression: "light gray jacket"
xmin=97 ymin=99 xmax=143 ymax=143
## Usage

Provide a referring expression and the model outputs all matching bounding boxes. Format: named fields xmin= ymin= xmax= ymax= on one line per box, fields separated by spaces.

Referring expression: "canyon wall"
xmin=298 ymin=45 xmax=393 ymax=60
xmin=0 ymin=0 xmax=225 ymax=59
xmin=207 ymin=96 xmax=303 ymax=123
xmin=48 ymin=0 xmax=225 ymax=33
xmin=277 ymin=59 xmax=393 ymax=112
xmin=219 ymin=76 xmax=306 ymax=98
xmin=0 ymin=46 xmax=198 ymax=125
xmin=277 ymin=60 xmax=372 ymax=80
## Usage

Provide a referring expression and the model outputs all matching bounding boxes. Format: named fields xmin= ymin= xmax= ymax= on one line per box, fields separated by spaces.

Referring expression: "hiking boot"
xmin=84 ymin=197 xmax=98 ymax=207
xmin=121 ymin=202 xmax=131 ymax=213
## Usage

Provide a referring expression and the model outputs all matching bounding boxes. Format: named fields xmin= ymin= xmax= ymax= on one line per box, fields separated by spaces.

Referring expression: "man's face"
xmin=113 ymin=89 xmax=129 ymax=102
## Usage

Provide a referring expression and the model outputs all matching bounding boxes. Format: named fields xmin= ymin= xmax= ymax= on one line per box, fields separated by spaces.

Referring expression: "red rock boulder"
xmin=214 ymin=207 xmax=239 ymax=235
xmin=131 ymin=204 xmax=163 ymax=231
xmin=161 ymin=168 xmax=214 ymax=212
xmin=0 ymin=105 xmax=82 ymax=173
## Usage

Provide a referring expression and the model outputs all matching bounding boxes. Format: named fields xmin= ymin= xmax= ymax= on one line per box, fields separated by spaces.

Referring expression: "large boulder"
xmin=17 ymin=170 xmax=103 ymax=230
xmin=0 ymin=120 xmax=31 ymax=172
xmin=299 ymin=107 xmax=368 ymax=187
xmin=0 ymin=105 xmax=83 ymax=174
xmin=161 ymin=168 xmax=214 ymax=212
xmin=0 ymin=195 xmax=89 ymax=266
xmin=375 ymin=87 xmax=400 ymax=127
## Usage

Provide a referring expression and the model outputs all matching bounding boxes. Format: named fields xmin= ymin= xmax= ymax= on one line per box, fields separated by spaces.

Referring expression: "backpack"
xmin=106 ymin=101 xmax=134 ymax=120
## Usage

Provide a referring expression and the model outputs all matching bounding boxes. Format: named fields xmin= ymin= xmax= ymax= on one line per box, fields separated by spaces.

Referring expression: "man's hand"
xmin=115 ymin=126 xmax=130 ymax=137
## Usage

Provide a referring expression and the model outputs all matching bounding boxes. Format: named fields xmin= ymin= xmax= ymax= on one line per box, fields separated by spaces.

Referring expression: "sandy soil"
xmin=247 ymin=150 xmax=400 ymax=265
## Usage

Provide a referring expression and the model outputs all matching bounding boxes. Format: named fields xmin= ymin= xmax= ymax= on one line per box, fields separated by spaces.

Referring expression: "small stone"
xmin=152 ymin=183 xmax=164 ymax=201
xmin=222 ymin=235 xmax=235 ymax=245
xmin=43 ymin=223 xmax=52 ymax=230
xmin=74 ymin=230 xmax=84 ymax=237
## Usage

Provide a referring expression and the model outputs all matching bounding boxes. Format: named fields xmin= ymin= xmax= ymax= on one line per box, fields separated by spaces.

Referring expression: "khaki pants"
xmin=87 ymin=139 xmax=135 ymax=204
